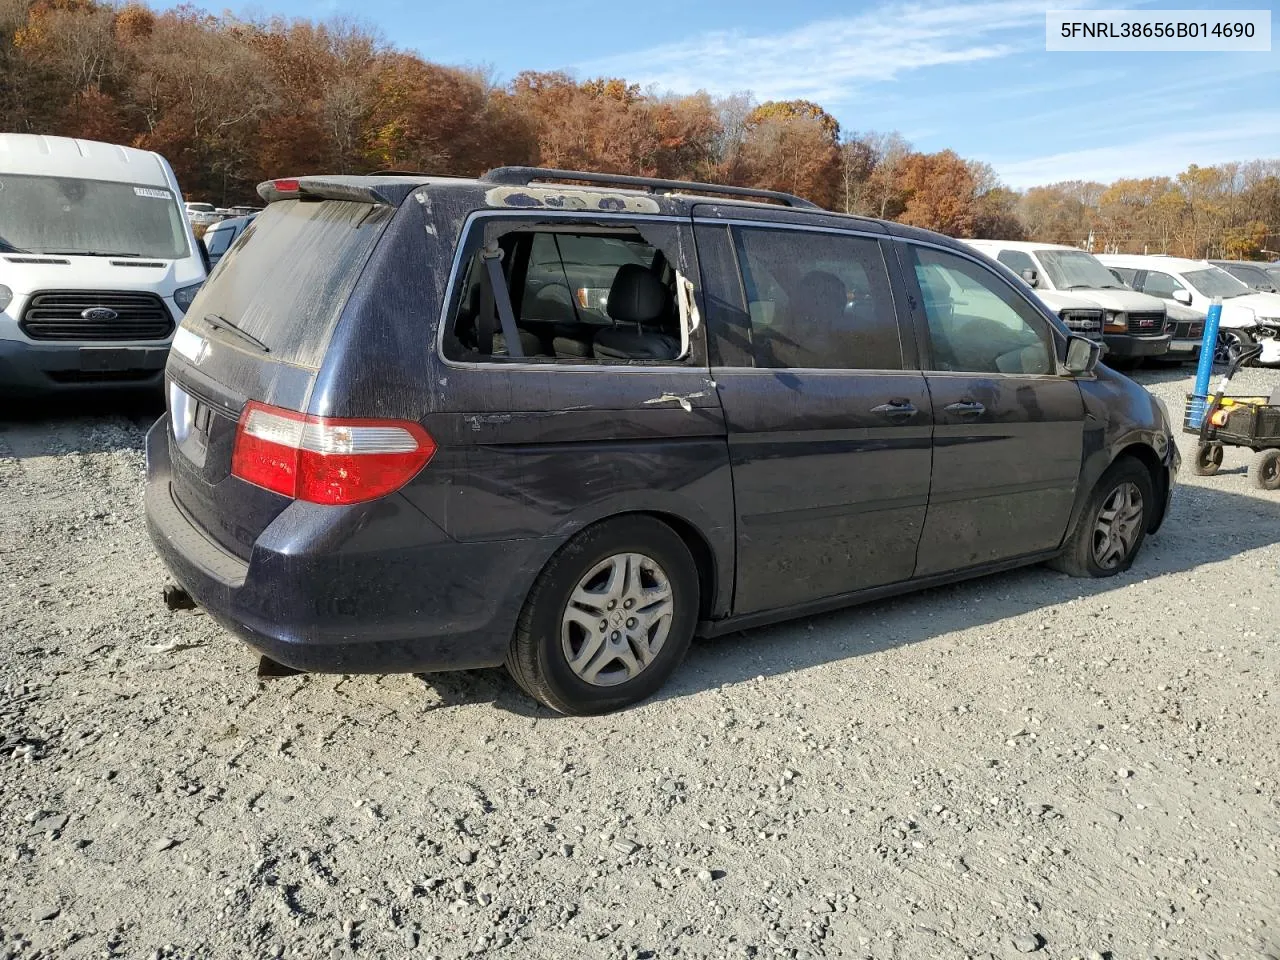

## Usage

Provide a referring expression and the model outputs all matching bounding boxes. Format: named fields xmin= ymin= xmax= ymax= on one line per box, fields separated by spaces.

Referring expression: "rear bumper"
xmin=0 ymin=337 xmax=167 ymax=395
xmin=144 ymin=416 xmax=551 ymax=674
xmin=1103 ymin=333 xmax=1171 ymax=358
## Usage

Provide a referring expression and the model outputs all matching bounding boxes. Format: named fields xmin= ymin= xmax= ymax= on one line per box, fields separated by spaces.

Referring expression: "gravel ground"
xmin=1 ymin=369 xmax=1278 ymax=960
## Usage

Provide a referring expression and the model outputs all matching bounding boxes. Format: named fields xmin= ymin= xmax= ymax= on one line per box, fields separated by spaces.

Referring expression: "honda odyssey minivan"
xmin=146 ymin=168 xmax=1179 ymax=714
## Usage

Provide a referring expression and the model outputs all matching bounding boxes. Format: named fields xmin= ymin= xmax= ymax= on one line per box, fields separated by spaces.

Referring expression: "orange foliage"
xmin=895 ymin=150 xmax=977 ymax=236
xmin=744 ymin=99 xmax=839 ymax=143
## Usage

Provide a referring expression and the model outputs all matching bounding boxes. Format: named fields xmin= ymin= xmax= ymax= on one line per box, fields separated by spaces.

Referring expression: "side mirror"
xmin=1172 ymin=288 xmax=1192 ymax=306
xmin=1064 ymin=334 xmax=1100 ymax=375
xmin=1020 ymin=268 xmax=1039 ymax=288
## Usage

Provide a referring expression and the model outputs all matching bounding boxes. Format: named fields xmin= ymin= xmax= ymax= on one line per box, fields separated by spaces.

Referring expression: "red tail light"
xmin=273 ymin=178 xmax=301 ymax=195
xmin=231 ymin=401 xmax=435 ymax=505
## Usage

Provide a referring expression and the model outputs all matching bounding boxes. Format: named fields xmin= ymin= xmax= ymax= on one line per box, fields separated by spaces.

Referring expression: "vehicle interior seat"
xmin=493 ymin=329 xmax=544 ymax=358
xmin=592 ymin=264 xmax=679 ymax=360
xmin=551 ymin=329 xmax=595 ymax=359
xmin=460 ymin=273 xmax=549 ymax=357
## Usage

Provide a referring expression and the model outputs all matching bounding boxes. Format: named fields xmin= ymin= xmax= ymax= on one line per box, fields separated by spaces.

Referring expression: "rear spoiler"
xmin=256 ymin=176 xmax=425 ymax=206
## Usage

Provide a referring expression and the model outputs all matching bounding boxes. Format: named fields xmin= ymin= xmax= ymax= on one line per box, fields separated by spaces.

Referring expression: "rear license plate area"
xmin=169 ymin=383 xmax=212 ymax=467
xmin=79 ymin=347 xmax=140 ymax=371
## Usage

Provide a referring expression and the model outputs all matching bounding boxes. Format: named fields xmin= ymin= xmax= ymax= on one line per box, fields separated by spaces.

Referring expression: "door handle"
xmin=944 ymin=400 xmax=986 ymax=417
xmin=871 ymin=400 xmax=918 ymax=418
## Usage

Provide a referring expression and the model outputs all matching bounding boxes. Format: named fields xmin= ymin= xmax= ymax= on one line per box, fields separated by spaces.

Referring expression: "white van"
xmin=1099 ymin=254 xmax=1280 ymax=365
xmin=963 ymin=240 xmax=1174 ymax=362
xmin=0 ymin=134 xmax=205 ymax=395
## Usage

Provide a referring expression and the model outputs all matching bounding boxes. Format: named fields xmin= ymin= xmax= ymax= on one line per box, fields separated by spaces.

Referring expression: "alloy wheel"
xmin=1215 ymin=330 xmax=1246 ymax=364
xmin=560 ymin=552 xmax=674 ymax=687
xmin=1091 ymin=481 xmax=1145 ymax=570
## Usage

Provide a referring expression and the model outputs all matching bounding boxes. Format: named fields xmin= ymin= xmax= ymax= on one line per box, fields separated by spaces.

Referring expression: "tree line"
xmin=2 ymin=0 xmax=1277 ymax=259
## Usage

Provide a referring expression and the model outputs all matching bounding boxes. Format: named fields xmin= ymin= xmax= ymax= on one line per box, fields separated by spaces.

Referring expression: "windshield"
xmin=1036 ymin=249 xmax=1125 ymax=290
xmin=0 ymin=173 xmax=189 ymax=259
xmin=1183 ymin=266 xmax=1251 ymax=299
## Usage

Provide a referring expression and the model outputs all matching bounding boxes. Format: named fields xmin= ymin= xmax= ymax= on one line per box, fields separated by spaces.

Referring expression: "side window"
xmin=205 ymin=226 xmax=233 ymax=256
xmin=731 ymin=227 xmax=902 ymax=370
xmin=907 ymin=245 xmax=1054 ymax=376
xmin=694 ymin=223 xmax=753 ymax=367
xmin=443 ymin=220 xmax=689 ymax=364
xmin=996 ymin=249 xmax=1036 ymax=279
xmin=1141 ymin=270 xmax=1183 ymax=299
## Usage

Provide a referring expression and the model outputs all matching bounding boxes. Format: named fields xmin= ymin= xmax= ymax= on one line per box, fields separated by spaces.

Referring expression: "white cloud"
xmin=575 ymin=0 xmax=1082 ymax=105
xmin=992 ymin=113 xmax=1280 ymax=187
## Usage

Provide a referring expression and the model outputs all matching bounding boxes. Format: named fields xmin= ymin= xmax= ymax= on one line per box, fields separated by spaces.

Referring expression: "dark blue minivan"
xmin=146 ymin=168 xmax=1179 ymax=714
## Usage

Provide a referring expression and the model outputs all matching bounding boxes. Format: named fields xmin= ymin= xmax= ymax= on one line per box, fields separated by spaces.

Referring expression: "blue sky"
xmin=194 ymin=0 xmax=1277 ymax=188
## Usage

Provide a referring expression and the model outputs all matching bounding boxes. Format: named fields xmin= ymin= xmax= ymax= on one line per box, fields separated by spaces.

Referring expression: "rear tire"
xmin=1193 ymin=441 xmax=1223 ymax=476
xmin=1049 ymin=458 xmax=1153 ymax=578
xmin=1252 ymin=449 xmax=1280 ymax=490
xmin=506 ymin=516 xmax=699 ymax=715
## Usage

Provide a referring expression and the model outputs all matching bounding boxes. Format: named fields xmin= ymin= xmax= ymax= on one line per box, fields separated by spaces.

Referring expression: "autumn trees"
xmin=507 ymin=72 xmax=721 ymax=180
xmin=727 ymin=99 xmax=841 ymax=207
xmin=0 ymin=0 xmax=1276 ymax=258
xmin=1020 ymin=164 xmax=1280 ymax=259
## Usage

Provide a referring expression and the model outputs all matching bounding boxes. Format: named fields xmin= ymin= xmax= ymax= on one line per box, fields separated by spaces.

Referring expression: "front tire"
xmin=1050 ymin=458 xmax=1154 ymax=578
xmin=506 ymin=516 xmax=699 ymax=715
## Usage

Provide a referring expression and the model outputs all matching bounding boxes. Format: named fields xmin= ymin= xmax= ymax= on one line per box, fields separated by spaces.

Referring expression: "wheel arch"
xmin=1064 ymin=437 xmax=1171 ymax=549
xmin=639 ymin=511 xmax=720 ymax=623
xmin=521 ymin=507 xmax=728 ymax=630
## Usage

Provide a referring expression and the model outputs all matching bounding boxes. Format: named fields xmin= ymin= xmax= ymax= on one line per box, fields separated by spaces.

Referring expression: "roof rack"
xmin=480 ymin=166 xmax=820 ymax=209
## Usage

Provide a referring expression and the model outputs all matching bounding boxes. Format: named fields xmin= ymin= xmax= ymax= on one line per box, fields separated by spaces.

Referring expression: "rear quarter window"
xmin=190 ymin=199 xmax=391 ymax=369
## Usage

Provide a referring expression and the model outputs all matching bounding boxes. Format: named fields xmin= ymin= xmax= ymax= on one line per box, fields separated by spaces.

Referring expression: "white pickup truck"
xmin=964 ymin=240 xmax=1177 ymax=364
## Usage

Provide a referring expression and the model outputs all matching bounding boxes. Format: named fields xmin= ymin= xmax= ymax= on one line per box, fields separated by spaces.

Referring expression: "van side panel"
xmin=394 ymin=202 xmax=737 ymax=619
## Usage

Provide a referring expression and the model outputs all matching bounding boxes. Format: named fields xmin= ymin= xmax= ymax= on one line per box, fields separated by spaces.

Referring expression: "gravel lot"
xmin=2 ymin=368 xmax=1278 ymax=960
